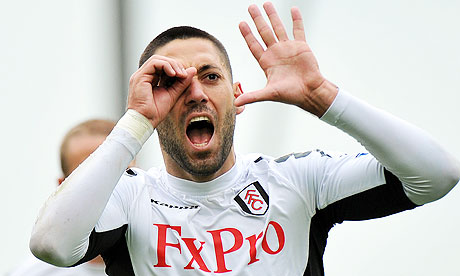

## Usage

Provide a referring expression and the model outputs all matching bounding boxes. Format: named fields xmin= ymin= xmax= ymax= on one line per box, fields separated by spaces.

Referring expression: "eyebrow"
xmin=196 ymin=64 xmax=221 ymax=75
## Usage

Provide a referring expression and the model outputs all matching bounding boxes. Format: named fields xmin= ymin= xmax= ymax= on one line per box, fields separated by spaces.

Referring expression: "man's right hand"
xmin=127 ymin=55 xmax=197 ymax=128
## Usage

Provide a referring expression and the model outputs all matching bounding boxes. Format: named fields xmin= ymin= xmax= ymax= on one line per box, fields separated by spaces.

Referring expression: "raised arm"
xmin=236 ymin=2 xmax=460 ymax=204
xmin=30 ymin=56 xmax=196 ymax=266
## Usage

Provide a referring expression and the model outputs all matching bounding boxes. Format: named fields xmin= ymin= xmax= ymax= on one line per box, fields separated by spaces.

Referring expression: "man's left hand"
xmin=235 ymin=2 xmax=338 ymax=117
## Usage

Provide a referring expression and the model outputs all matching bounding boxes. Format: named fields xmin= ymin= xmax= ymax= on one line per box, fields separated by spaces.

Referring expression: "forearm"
xmin=321 ymin=89 xmax=460 ymax=205
xmin=30 ymin=110 xmax=153 ymax=266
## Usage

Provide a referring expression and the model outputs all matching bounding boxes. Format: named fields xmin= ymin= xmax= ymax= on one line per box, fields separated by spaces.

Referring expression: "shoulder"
xmin=247 ymin=149 xmax=340 ymax=171
xmin=117 ymin=167 xmax=160 ymax=187
xmin=237 ymin=151 xmax=318 ymax=184
xmin=112 ymin=166 xmax=160 ymax=200
xmin=246 ymin=149 xmax=360 ymax=187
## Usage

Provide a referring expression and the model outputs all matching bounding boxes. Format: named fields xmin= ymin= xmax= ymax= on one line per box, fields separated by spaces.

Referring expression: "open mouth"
xmin=186 ymin=116 xmax=215 ymax=147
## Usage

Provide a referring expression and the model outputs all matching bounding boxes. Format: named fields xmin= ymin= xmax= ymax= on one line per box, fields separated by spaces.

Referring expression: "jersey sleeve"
xmin=72 ymin=168 xmax=146 ymax=263
xmin=94 ymin=171 xmax=136 ymax=232
xmin=274 ymin=150 xmax=387 ymax=211
xmin=304 ymin=169 xmax=417 ymax=276
xmin=320 ymin=89 xmax=460 ymax=205
xmin=30 ymin=110 xmax=153 ymax=267
xmin=274 ymin=88 xmax=460 ymax=212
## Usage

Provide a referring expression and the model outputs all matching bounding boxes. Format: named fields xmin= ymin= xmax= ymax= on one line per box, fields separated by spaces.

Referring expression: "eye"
xmin=205 ymin=73 xmax=219 ymax=81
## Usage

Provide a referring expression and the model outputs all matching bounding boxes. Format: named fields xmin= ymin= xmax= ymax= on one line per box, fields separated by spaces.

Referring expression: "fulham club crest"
xmin=234 ymin=181 xmax=269 ymax=216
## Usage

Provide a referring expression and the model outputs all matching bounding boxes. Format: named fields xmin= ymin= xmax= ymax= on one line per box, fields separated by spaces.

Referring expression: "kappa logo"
xmin=234 ymin=181 xmax=269 ymax=216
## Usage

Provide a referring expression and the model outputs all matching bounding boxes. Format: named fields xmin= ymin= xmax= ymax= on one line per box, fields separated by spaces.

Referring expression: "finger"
xmin=141 ymin=55 xmax=187 ymax=78
xmin=168 ymin=67 xmax=197 ymax=98
xmin=167 ymin=58 xmax=187 ymax=78
xmin=263 ymin=2 xmax=289 ymax=42
xmin=137 ymin=61 xmax=174 ymax=87
xmin=157 ymin=60 xmax=189 ymax=88
xmin=159 ymin=66 xmax=193 ymax=88
xmin=153 ymin=61 xmax=176 ymax=77
xmin=234 ymin=88 xmax=272 ymax=107
xmin=291 ymin=7 xmax=306 ymax=41
xmin=248 ymin=4 xmax=277 ymax=47
xmin=147 ymin=61 xmax=174 ymax=87
xmin=239 ymin=21 xmax=265 ymax=61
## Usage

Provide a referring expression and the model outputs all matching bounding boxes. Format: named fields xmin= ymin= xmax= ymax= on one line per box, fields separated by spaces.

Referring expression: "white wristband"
xmin=116 ymin=109 xmax=154 ymax=145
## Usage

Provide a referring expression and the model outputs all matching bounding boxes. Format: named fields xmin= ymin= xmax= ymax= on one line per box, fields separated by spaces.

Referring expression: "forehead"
xmin=155 ymin=38 xmax=226 ymax=70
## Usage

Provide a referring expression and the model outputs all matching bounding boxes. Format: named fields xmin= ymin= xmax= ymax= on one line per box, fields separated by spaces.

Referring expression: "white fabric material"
xmin=29 ymin=89 xmax=460 ymax=273
xmin=321 ymin=89 xmax=460 ymax=204
xmin=117 ymin=109 xmax=154 ymax=148
xmin=94 ymin=151 xmax=384 ymax=275
xmin=8 ymin=254 xmax=105 ymax=276
xmin=30 ymin=114 xmax=150 ymax=266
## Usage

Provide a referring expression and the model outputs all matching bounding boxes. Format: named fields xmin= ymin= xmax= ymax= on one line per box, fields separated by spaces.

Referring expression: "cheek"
xmin=208 ymin=84 xmax=235 ymax=107
xmin=211 ymin=97 xmax=235 ymax=118
xmin=165 ymin=104 xmax=186 ymax=126
xmin=157 ymin=114 xmax=180 ymax=136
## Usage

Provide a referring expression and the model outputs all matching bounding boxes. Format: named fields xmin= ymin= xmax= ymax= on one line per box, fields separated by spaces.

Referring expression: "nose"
xmin=184 ymin=78 xmax=208 ymax=105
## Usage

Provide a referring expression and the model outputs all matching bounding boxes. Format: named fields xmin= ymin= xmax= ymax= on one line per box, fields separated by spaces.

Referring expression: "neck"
xmin=164 ymin=149 xmax=236 ymax=182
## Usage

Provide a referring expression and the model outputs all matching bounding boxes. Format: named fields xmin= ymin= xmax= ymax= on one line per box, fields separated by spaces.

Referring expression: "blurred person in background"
xmin=8 ymin=119 xmax=123 ymax=276
xmin=29 ymin=2 xmax=460 ymax=275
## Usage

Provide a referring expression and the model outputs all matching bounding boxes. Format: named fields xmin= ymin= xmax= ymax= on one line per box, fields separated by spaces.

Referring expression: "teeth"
xmin=193 ymin=142 xmax=208 ymax=147
xmin=190 ymin=116 xmax=210 ymax=124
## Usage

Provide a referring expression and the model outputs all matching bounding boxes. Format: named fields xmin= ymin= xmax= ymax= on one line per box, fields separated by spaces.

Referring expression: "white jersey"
xmin=83 ymin=150 xmax=389 ymax=275
xmin=30 ymin=90 xmax=460 ymax=276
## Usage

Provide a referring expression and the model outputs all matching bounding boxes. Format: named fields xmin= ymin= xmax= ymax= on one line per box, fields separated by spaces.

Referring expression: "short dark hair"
xmin=139 ymin=26 xmax=232 ymax=80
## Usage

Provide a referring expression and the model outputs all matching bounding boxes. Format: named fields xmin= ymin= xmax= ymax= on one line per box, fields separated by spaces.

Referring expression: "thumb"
xmin=234 ymin=87 xmax=272 ymax=107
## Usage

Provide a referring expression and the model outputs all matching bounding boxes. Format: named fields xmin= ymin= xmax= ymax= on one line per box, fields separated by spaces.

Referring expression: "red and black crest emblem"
xmin=234 ymin=181 xmax=269 ymax=216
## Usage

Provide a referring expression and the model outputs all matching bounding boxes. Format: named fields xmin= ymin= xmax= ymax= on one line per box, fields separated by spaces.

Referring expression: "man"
xmin=30 ymin=3 xmax=460 ymax=275
xmin=9 ymin=119 xmax=115 ymax=275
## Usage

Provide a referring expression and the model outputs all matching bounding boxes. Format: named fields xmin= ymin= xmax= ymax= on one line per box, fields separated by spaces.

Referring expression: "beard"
xmin=156 ymin=105 xmax=236 ymax=177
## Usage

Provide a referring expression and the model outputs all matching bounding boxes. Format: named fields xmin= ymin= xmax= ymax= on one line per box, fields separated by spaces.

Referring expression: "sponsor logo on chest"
xmin=148 ymin=181 xmax=283 ymax=273
xmin=152 ymin=220 xmax=285 ymax=273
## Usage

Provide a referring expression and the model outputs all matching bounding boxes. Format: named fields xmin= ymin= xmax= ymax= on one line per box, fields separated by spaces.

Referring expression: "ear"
xmin=58 ymin=178 xmax=64 ymax=185
xmin=233 ymin=82 xmax=245 ymax=115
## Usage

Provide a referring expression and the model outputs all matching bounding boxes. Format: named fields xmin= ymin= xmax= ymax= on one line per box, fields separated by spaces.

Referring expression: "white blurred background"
xmin=1 ymin=0 xmax=459 ymax=275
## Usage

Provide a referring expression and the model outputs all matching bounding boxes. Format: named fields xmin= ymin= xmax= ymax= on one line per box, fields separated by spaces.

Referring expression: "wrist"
xmin=302 ymin=80 xmax=338 ymax=117
xmin=116 ymin=109 xmax=154 ymax=146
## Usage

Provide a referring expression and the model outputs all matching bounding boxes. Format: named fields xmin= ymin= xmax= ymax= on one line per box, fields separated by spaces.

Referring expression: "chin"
xmin=183 ymin=157 xmax=222 ymax=177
